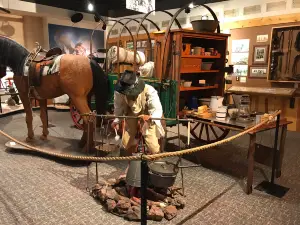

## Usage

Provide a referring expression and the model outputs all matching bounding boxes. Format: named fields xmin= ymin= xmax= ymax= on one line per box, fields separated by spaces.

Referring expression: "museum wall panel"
xmin=0 ymin=14 xmax=24 ymax=46
xmin=227 ymin=22 xmax=300 ymax=131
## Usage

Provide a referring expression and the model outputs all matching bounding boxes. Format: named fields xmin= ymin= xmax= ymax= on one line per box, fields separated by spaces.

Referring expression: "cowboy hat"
xmin=115 ymin=70 xmax=145 ymax=96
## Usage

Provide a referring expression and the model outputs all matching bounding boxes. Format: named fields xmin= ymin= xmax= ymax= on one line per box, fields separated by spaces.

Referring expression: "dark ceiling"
xmin=21 ymin=0 xmax=227 ymax=18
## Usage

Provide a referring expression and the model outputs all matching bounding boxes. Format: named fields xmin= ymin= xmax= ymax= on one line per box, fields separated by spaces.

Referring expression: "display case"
xmin=268 ymin=25 xmax=300 ymax=83
xmin=153 ymin=29 xmax=230 ymax=112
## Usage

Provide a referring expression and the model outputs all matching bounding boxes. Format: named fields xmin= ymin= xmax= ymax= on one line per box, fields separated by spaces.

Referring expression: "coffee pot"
xmin=237 ymin=95 xmax=251 ymax=121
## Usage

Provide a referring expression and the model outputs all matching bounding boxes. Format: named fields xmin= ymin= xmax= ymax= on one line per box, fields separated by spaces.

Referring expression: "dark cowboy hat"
xmin=115 ymin=70 xmax=145 ymax=96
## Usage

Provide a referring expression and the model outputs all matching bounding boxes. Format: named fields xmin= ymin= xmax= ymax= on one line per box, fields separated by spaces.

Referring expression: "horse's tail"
xmin=89 ymin=59 xmax=108 ymax=117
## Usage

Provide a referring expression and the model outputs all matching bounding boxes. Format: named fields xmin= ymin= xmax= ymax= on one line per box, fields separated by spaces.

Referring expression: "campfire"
xmin=91 ymin=177 xmax=185 ymax=221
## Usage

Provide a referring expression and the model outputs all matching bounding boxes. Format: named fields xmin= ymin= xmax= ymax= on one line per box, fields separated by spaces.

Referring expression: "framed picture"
xmin=248 ymin=66 xmax=268 ymax=79
xmin=142 ymin=40 xmax=147 ymax=47
xmin=48 ymin=24 xmax=104 ymax=56
xmin=233 ymin=65 xmax=248 ymax=76
xmin=232 ymin=39 xmax=250 ymax=53
xmin=253 ymin=45 xmax=269 ymax=64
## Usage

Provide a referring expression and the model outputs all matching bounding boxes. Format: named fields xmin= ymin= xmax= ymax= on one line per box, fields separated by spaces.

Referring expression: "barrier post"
xmin=255 ymin=113 xmax=290 ymax=198
xmin=140 ymin=157 xmax=148 ymax=225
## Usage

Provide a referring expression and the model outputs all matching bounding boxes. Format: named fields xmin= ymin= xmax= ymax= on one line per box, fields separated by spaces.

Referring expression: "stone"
xmin=171 ymin=196 xmax=186 ymax=209
xmin=97 ymin=180 xmax=107 ymax=186
xmin=148 ymin=205 xmax=164 ymax=221
xmin=98 ymin=187 xmax=112 ymax=202
xmin=130 ymin=199 xmax=140 ymax=206
xmin=98 ymin=188 xmax=107 ymax=202
xmin=106 ymin=189 xmax=118 ymax=200
xmin=93 ymin=183 xmax=102 ymax=190
xmin=125 ymin=206 xmax=141 ymax=221
xmin=115 ymin=186 xmax=129 ymax=197
xmin=107 ymin=178 xmax=117 ymax=186
xmin=131 ymin=196 xmax=141 ymax=205
xmin=164 ymin=205 xmax=178 ymax=221
xmin=115 ymin=176 xmax=126 ymax=186
xmin=116 ymin=199 xmax=131 ymax=214
xmin=106 ymin=199 xmax=117 ymax=212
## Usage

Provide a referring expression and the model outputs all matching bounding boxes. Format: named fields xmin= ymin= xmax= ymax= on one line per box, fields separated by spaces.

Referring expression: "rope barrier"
xmin=0 ymin=110 xmax=281 ymax=162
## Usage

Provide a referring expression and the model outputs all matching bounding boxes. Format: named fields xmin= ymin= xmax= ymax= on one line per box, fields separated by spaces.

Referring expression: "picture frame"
xmin=252 ymin=45 xmax=269 ymax=64
xmin=248 ymin=66 xmax=268 ymax=79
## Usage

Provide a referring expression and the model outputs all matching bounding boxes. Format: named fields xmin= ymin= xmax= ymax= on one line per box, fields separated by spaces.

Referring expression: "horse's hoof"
xmin=40 ymin=135 xmax=47 ymax=141
xmin=25 ymin=137 xmax=34 ymax=143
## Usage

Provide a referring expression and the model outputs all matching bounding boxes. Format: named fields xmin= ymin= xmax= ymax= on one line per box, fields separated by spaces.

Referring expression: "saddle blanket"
xmin=23 ymin=54 xmax=63 ymax=76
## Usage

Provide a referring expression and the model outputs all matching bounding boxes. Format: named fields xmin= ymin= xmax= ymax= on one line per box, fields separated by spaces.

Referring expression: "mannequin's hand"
xmin=138 ymin=114 xmax=151 ymax=122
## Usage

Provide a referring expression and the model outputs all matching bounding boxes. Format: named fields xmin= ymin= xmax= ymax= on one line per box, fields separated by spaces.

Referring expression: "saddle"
xmin=32 ymin=47 xmax=63 ymax=63
xmin=28 ymin=43 xmax=62 ymax=88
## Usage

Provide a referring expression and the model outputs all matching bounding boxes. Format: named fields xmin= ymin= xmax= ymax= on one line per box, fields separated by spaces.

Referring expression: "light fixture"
xmin=88 ymin=2 xmax=94 ymax=11
xmin=189 ymin=3 xmax=194 ymax=9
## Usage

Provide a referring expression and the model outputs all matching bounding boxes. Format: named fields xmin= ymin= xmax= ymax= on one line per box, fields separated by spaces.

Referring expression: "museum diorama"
xmin=0 ymin=0 xmax=300 ymax=225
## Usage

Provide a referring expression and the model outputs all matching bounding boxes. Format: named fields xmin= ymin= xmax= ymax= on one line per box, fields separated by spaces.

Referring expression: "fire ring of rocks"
xmin=91 ymin=177 xmax=185 ymax=221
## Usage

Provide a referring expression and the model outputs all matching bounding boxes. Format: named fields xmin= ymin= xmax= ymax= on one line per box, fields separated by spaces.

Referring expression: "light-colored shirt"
xmin=114 ymin=84 xmax=165 ymax=137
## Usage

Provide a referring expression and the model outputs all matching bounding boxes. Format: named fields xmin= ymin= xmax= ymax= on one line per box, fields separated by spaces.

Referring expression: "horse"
xmin=0 ymin=35 xmax=108 ymax=148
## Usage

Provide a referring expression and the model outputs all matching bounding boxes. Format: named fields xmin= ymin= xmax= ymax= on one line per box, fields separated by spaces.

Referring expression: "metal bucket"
xmin=126 ymin=153 xmax=142 ymax=187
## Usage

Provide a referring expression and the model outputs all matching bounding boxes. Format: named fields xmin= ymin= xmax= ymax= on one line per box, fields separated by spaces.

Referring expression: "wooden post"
xmin=87 ymin=116 xmax=95 ymax=154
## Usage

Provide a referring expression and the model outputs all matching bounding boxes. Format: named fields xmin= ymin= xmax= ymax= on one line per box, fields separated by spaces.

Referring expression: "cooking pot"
xmin=210 ymin=96 xmax=224 ymax=112
xmin=190 ymin=4 xmax=220 ymax=33
xmin=148 ymin=160 xmax=179 ymax=188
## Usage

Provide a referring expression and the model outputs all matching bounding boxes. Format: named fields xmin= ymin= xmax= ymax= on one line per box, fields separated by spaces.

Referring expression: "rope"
xmin=0 ymin=111 xmax=281 ymax=162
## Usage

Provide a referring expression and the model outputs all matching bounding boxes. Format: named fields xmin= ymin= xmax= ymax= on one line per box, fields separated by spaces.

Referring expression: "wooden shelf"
xmin=269 ymin=80 xmax=300 ymax=84
xmin=180 ymin=84 xmax=218 ymax=92
xmin=181 ymin=54 xmax=221 ymax=59
xmin=181 ymin=70 xmax=220 ymax=74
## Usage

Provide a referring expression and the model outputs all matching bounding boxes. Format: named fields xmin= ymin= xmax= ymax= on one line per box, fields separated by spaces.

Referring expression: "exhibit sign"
xmin=126 ymin=0 xmax=155 ymax=13
xmin=256 ymin=35 xmax=268 ymax=43
xmin=249 ymin=66 xmax=268 ymax=78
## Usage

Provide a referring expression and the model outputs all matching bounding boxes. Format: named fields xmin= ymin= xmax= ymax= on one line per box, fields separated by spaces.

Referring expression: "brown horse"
xmin=0 ymin=36 xmax=108 ymax=148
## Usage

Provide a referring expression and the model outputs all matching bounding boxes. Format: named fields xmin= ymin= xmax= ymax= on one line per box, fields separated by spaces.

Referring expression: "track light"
xmin=88 ymin=2 xmax=94 ymax=11
xmin=189 ymin=3 xmax=194 ymax=9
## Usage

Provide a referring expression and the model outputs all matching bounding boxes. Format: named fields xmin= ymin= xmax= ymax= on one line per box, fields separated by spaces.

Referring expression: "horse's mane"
xmin=0 ymin=35 xmax=29 ymax=75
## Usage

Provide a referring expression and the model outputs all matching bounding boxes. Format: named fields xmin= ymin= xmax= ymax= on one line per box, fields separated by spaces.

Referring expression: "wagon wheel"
xmin=190 ymin=122 xmax=230 ymax=144
xmin=70 ymin=102 xmax=84 ymax=130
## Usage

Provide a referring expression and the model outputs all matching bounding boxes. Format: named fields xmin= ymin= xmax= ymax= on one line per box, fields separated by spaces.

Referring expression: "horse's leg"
xmin=39 ymin=99 xmax=49 ymax=140
xmin=70 ymin=96 xmax=91 ymax=148
xmin=18 ymin=92 xmax=34 ymax=142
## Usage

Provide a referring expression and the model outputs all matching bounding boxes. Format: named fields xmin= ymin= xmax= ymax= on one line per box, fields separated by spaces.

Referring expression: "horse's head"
xmin=0 ymin=66 xmax=6 ymax=79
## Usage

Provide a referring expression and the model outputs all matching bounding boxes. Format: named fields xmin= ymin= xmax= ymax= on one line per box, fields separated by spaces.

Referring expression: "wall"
xmin=0 ymin=14 xmax=24 ymax=45
xmin=107 ymin=0 xmax=300 ymax=38
xmin=228 ymin=21 xmax=300 ymax=88
xmin=227 ymin=22 xmax=300 ymax=131
xmin=0 ymin=0 xmax=98 ymax=49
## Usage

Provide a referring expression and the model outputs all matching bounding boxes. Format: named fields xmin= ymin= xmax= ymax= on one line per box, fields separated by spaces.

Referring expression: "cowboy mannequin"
xmin=112 ymin=70 xmax=165 ymax=155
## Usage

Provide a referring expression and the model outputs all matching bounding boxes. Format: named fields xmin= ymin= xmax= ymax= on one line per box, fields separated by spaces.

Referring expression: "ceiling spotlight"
xmin=185 ymin=7 xmax=191 ymax=14
xmin=88 ymin=2 xmax=94 ymax=11
xmin=189 ymin=3 xmax=194 ymax=9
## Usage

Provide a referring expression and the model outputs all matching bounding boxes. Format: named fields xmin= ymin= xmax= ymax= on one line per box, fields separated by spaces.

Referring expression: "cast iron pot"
xmin=191 ymin=19 xmax=219 ymax=33
xmin=148 ymin=161 xmax=179 ymax=188
xmin=190 ymin=4 xmax=220 ymax=33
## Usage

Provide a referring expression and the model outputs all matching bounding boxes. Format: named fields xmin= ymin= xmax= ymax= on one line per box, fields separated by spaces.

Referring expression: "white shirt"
xmin=113 ymin=84 xmax=165 ymax=137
